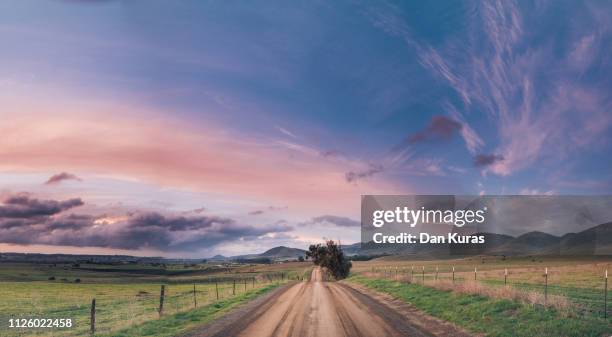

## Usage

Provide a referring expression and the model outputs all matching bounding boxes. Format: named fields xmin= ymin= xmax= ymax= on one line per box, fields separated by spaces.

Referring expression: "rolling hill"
xmin=355 ymin=222 xmax=612 ymax=257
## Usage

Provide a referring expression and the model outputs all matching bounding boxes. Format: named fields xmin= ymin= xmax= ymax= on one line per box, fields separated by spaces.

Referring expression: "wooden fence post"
xmin=435 ymin=266 xmax=438 ymax=281
xmin=215 ymin=280 xmax=219 ymax=300
xmin=605 ymin=270 xmax=608 ymax=319
xmin=158 ymin=285 xmax=165 ymax=316
xmin=233 ymin=279 xmax=236 ymax=295
xmin=474 ymin=267 xmax=477 ymax=281
xmin=252 ymin=277 xmax=255 ymax=288
xmin=452 ymin=266 xmax=455 ymax=283
xmin=244 ymin=278 xmax=247 ymax=292
xmin=504 ymin=268 xmax=508 ymax=285
xmin=422 ymin=266 xmax=425 ymax=283
xmin=544 ymin=267 xmax=548 ymax=306
xmin=411 ymin=266 xmax=414 ymax=282
xmin=193 ymin=284 xmax=197 ymax=308
xmin=90 ymin=298 xmax=96 ymax=334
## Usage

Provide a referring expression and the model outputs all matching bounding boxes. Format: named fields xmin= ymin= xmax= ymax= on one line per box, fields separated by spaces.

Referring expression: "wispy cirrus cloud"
xmin=367 ymin=0 xmax=612 ymax=177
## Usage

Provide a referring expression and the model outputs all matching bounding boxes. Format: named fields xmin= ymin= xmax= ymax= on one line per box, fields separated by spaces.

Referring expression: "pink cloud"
xmin=0 ymin=98 xmax=404 ymax=218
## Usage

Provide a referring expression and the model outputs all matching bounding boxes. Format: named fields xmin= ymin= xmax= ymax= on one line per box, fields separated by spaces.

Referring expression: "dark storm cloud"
xmin=45 ymin=214 xmax=97 ymax=231
xmin=0 ymin=195 xmax=84 ymax=218
xmin=474 ymin=154 xmax=505 ymax=167
xmin=301 ymin=215 xmax=360 ymax=228
xmin=107 ymin=215 xmax=294 ymax=250
xmin=128 ymin=212 xmax=234 ymax=231
xmin=0 ymin=194 xmax=293 ymax=252
xmin=345 ymin=164 xmax=384 ymax=183
xmin=408 ymin=116 xmax=462 ymax=144
xmin=44 ymin=172 xmax=82 ymax=185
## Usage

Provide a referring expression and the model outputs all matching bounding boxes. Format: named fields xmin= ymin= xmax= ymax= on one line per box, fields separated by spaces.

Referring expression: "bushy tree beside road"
xmin=306 ymin=240 xmax=352 ymax=279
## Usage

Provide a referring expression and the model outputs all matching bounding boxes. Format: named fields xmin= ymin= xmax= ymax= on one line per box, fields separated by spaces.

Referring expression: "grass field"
xmin=0 ymin=261 xmax=312 ymax=336
xmin=349 ymin=275 xmax=611 ymax=337
xmin=350 ymin=255 xmax=611 ymax=336
xmin=353 ymin=256 xmax=611 ymax=311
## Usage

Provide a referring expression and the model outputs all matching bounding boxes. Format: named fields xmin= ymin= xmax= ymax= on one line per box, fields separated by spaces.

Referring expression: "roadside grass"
xmin=481 ymin=279 xmax=611 ymax=315
xmin=105 ymin=283 xmax=280 ymax=337
xmin=349 ymin=275 xmax=611 ymax=337
xmin=0 ymin=261 xmax=304 ymax=337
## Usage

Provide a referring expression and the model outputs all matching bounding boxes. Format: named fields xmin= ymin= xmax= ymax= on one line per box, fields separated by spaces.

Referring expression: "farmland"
xmin=0 ymin=261 xmax=311 ymax=336
xmin=348 ymin=255 xmax=612 ymax=336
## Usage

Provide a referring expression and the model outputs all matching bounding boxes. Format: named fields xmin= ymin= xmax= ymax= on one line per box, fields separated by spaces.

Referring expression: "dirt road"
xmin=188 ymin=268 xmax=472 ymax=337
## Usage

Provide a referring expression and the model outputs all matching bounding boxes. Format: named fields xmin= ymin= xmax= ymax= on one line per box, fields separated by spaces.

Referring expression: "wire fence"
xmin=365 ymin=265 xmax=610 ymax=319
xmin=0 ymin=272 xmax=299 ymax=336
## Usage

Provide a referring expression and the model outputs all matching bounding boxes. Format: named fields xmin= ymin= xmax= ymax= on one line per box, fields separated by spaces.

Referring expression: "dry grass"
xmin=425 ymin=279 xmax=571 ymax=313
xmin=354 ymin=256 xmax=612 ymax=289
xmin=362 ymin=271 xmax=572 ymax=313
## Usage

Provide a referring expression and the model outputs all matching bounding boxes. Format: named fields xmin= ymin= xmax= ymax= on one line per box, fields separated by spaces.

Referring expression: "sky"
xmin=0 ymin=0 xmax=611 ymax=258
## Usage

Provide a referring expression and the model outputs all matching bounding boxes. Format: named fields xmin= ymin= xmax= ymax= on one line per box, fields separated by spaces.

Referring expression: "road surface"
xmin=188 ymin=268 xmax=472 ymax=337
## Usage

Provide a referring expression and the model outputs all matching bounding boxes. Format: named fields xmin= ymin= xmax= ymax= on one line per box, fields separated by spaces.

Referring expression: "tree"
xmin=306 ymin=240 xmax=352 ymax=279
xmin=298 ymin=256 xmax=305 ymax=262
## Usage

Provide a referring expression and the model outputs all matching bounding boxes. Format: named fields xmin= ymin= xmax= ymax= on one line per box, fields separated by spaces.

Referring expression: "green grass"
xmin=349 ymin=275 xmax=611 ymax=337
xmin=0 ymin=261 xmax=302 ymax=337
xmin=0 ymin=281 xmax=275 ymax=336
xmin=481 ymin=279 xmax=611 ymax=316
xmin=107 ymin=283 xmax=280 ymax=337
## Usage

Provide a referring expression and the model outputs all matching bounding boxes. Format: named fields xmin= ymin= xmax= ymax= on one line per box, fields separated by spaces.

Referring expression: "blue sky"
xmin=0 ymin=0 xmax=610 ymax=257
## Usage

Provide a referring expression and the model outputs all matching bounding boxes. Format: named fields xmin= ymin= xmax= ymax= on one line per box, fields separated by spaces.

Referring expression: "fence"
xmin=0 ymin=272 xmax=296 ymax=336
xmin=367 ymin=265 xmax=610 ymax=319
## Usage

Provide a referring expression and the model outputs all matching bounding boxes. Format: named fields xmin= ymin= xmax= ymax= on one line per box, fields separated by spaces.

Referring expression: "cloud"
xmin=301 ymin=215 xmax=360 ymax=228
xmin=0 ymin=194 xmax=292 ymax=252
xmin=519 ymin=188 xmax=554 ymax=196
xmin=408 ymin=115 xmax=462 ymax=144
xmin=128 ymin=212 xmax=233 ymax=232
xmin=473 ymin=154 xmax=504 ymax=167
xmin=44 ymin=172 xmax=81 ymax=185
xmin=0 ymin=100 xmax=399 ymax=218
xmin=368 ymin=1 xmax=612 ymax=178
xmin=320 ymin=150 xmax=341 ymax=158
xmin=248 ymin=205 xmax=287 ymax=216
xmin=345 ymin=163 xmax=384 ymax=183
xmin=276 ymin=126 xmax=297 ymax=139
xmin=0 ymin=194 xmax=83 ymax=218
xmin=445 ymin=103 xmax=484 ymax=154
xmin=192 ymin=207 xmax=206 ymax=214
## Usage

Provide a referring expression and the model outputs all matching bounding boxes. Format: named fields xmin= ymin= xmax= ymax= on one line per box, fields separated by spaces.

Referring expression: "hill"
xmin=355 ymin=222 xmax=612 ymax=257
xmin=259 ymin=246 xmax=306 ymax=258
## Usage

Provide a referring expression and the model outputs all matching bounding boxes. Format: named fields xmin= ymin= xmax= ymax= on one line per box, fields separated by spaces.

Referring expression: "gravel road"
xmin=185 ymin=267 xmax=473 ymax=337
